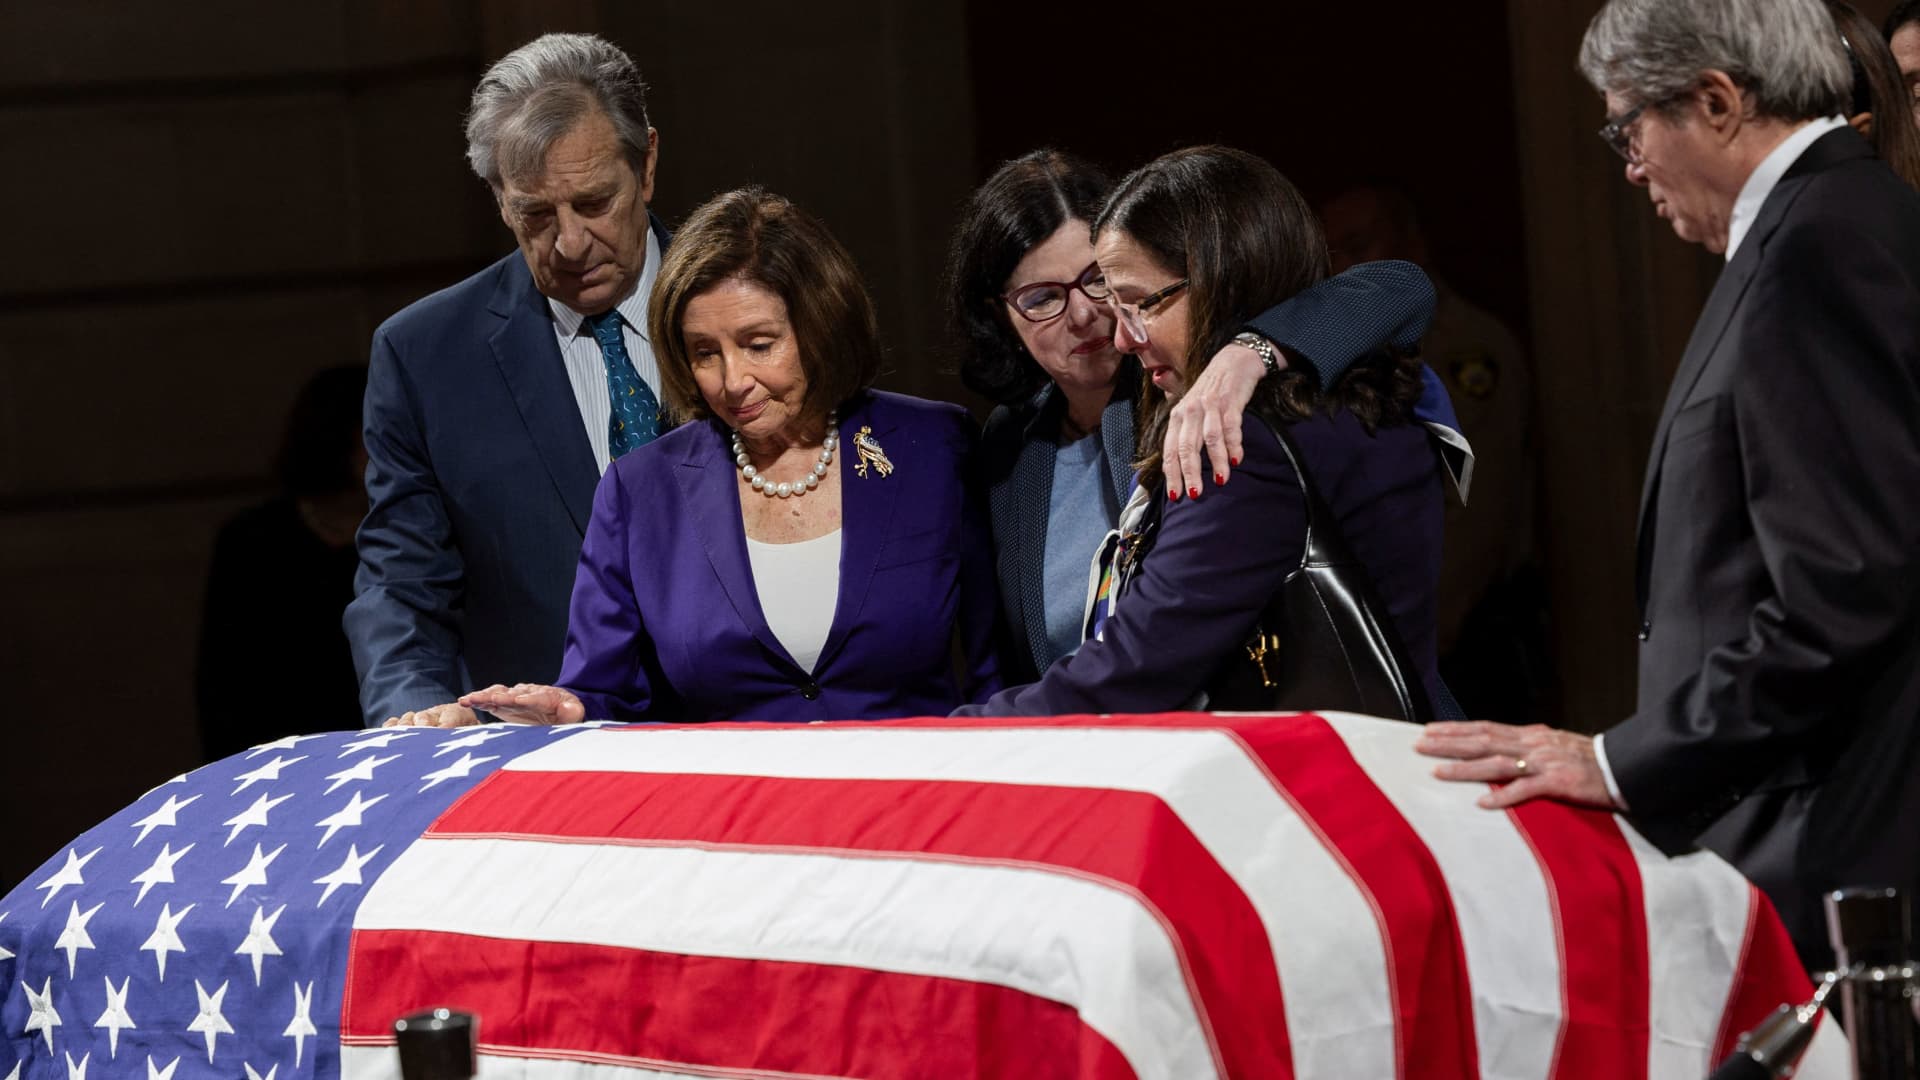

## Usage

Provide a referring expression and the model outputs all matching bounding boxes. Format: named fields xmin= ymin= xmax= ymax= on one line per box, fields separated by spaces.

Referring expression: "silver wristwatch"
xmin=1232 ymin=331 xmax=1280 ymax=375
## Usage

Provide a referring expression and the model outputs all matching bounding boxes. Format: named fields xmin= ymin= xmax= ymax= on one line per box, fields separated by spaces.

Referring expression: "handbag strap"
xmin=1240 ymin=410 xmax=1436 ymax=724
xmin=1263 ymin=418 xmax=1357 ymax=571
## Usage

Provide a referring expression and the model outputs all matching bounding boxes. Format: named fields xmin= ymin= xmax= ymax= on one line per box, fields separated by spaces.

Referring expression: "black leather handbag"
xmin=1203 ymin=419 xmax=1435 ymax=723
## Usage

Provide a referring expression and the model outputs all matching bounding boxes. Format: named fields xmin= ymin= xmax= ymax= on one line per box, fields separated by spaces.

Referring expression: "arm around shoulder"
xmin=1242 ymin=260 xmax=1436 ymax=384
xmin=1171 ymin=263 xmax=1441 ymax=498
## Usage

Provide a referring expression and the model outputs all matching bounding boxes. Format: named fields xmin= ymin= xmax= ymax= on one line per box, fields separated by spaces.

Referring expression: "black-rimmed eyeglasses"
xmin=1001 ymin=262 xmax=1112 ymax=323
xmin=1599 ymin=90 xmax=1696 ymax=162
xmin=1598 ymin=102 xmax=1651 ymax=162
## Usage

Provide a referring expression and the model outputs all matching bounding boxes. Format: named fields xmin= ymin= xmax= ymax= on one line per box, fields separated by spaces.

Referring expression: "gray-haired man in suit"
xmin=346 ymin=33 xmax=672 ymax=729
xmin=1418 ymin=0 xmax=1920 ymax=969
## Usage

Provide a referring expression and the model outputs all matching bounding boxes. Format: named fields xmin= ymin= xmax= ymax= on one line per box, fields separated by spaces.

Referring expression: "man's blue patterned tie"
xmin=585 ymin=310 xmax=661 ymax=458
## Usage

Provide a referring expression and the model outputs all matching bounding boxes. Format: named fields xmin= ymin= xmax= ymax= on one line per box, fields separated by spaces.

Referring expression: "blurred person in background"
xmin=1884 ymin=0 xmax=1920 ymax=126
xmin=1830 ymin=0 xmax=1920 ymax=190
xmin=197 ymin=365 xmax=368 ymax=760
xmin=1321 ymin=183 xmax=1548 ymax=723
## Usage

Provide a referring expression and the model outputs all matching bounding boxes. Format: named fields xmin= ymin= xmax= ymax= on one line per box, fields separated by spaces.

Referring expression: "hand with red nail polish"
xmin=1160 ymin=337 xmax=1273 ymax=498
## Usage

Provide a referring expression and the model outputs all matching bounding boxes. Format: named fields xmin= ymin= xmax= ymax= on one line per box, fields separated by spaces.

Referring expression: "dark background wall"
xmin=967 ymin=2 xmax=1532 ymax=346
xmin=0 ymin=0 xmax=1899 ymax=888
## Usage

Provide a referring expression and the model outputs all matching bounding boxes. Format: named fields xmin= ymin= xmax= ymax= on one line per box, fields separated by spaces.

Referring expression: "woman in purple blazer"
xmin=400 ymin=188 xmax=1001 ymax=726
xmin=959 ymin=147 xmax=1446 ymax=719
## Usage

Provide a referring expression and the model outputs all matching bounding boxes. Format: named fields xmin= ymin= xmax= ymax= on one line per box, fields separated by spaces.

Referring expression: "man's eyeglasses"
xmin=1002 ymin=262 xmax=1111 ymax=323
xmin=1110 ymin=278 xmax=1189 ymax=343
xmin=1598 ymin=102 xmax=1652 ymax=162
xmin=1598 ymin=90 xmax=1695 ymax=162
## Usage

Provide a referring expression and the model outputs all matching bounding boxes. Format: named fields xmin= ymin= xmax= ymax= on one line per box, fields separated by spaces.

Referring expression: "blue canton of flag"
xmin=0 ymin=724 xmax=595 ymax=1080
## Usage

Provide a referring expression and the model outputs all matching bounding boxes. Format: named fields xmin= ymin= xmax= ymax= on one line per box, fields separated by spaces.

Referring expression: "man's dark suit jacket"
xmin=344 ymin=217 xmax=673 ymax=726
xmin=1604 ymin=128 xmax=1920 ymax=967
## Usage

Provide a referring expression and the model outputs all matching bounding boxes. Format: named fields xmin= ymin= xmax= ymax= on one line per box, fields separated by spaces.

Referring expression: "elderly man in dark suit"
xmin=345 ymin=33 xmax=673 ymax=728
xmin=1418 ymin=0 xmax=1920 ymax=968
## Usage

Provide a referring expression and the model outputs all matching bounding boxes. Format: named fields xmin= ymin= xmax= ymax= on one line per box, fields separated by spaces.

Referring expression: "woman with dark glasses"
xmin=943 ymin=148 xmax=1466 ymax=683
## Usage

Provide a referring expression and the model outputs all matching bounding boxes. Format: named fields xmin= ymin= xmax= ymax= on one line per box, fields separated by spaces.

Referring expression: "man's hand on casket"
xmin=1414 ymin=722 xmax=1621 ymax=811
xmin=382 ymin=703 xmax=479 ymax=728
xmin=457 ymin=683 xmax=586 ymax=726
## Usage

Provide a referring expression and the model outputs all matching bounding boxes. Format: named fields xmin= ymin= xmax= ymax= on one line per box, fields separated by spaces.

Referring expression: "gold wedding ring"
xmin=1514 ymin=758 xmax=1529 ymax=776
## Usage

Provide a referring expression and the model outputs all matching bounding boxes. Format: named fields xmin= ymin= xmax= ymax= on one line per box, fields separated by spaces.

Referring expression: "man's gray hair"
xmin=465 ymin=33 xmax=652 ymax=189
xmin=1578 ymin=0 xmax=1849 ymax=120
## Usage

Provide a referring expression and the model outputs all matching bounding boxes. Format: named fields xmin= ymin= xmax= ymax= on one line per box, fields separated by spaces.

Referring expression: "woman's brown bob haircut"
xmin=650 ymin=187 xmax=884 ymax=425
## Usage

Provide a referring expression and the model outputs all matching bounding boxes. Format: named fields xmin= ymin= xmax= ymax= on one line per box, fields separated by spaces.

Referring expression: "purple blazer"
xmin=557 ymin=390 xmax=1003 ymax=722
xmin=957 ymin=409 xmax=1443 ymax=717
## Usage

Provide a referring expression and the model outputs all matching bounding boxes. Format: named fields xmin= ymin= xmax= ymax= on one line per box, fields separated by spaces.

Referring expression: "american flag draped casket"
xmin=0 ymin=712 xmax=1848 ymax=1079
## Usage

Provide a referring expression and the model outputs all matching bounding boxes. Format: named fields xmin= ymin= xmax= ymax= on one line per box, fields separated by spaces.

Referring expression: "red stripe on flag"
xmin=426 ymin=771 xmax=1291 ymax=1077
xmin=1711 ymin=885 xmax=1816 ymax=1065
xmin=1230 ymin=715 xmax=1481 ymax=1080
xmin=343 ymin=929 xmax=1136 ymax=1080
xmin=1504 ymin=801 xmax=1650 ymax=1080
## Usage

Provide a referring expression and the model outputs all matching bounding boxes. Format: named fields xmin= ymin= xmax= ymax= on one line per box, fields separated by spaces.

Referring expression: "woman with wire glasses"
xmin=943 ymin=149 xmax=1463 ymax=683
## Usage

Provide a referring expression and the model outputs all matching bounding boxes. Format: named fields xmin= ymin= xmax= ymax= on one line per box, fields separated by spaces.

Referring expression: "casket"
xmin=0 ymin=712 xmax=1848 ymax=1079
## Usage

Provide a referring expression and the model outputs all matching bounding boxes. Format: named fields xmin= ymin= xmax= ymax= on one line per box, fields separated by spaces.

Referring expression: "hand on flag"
xmin=380 ymin=703 xmax=477 ymax=729
xmin=456 ymin=683 xmax=584 ymax=726
xmin=1415 ymin=721 xmax=1620 ymax=811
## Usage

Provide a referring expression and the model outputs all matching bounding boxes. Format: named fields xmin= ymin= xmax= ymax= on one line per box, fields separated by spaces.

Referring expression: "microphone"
xmin=1705 ymin=974 xmax=1838 ymax=1080
xmin=394 ymin=1007 xmax=477 ymax=1080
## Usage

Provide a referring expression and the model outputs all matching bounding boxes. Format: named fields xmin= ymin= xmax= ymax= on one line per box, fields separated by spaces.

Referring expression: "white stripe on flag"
xmin=1622 ymin=827 xmax=1753 ymax=1078
xmin=1319 ymin=713 xmax=1562 ymax=1080
xmin=341 ymin=1043 xmax=816 ymax=1080
xmin=1795 ymin=1012 xmax=1854 ymax=1079
xmin=355 ymin=837 xmax=1214 ymax=1080
xmin=507 ymin=725 xmax=1397 ymax=1080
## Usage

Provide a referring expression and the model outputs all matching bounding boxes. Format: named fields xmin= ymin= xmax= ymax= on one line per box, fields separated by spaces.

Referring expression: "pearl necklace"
xmin=732 ymin=411 xmax=837 ymax=499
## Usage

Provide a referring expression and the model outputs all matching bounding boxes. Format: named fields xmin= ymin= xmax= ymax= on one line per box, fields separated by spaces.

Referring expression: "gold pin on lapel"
xmin=853 ymin=426 xmax=894 ymax=479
